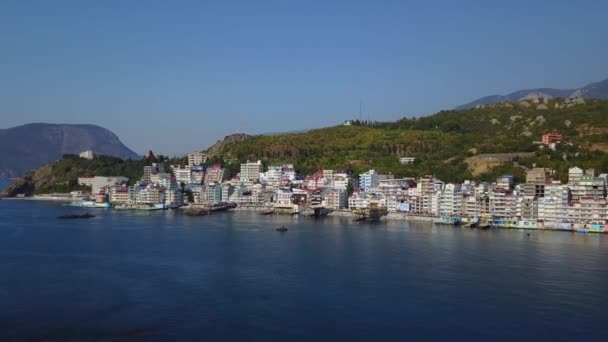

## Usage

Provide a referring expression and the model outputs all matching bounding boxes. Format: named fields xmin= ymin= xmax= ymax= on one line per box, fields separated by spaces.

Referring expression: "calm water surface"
xmin=1 ymin=200 xmax=607 ymax=341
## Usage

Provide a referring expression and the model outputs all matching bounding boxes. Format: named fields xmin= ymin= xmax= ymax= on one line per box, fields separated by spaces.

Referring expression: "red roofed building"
xmin=542 ymin=133 xmax=562 ymax=145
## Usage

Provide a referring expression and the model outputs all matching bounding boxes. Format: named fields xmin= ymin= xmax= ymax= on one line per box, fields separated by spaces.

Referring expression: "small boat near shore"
xmin=434 ymin=215 xmax=461 ymax=226
xmin=57 ymin=213 xmax=95 ymax=219
xmin=276 ymin=225 xmax=288 ymax=232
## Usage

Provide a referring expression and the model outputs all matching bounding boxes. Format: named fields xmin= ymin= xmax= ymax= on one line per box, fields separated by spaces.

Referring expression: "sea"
xmin=1 ymin=200 xmax=607 ymax=341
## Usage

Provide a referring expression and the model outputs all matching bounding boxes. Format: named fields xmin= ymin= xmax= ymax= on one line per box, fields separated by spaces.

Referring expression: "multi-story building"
xmin=240 ymin=160 xmax=263 ymax=182
xmin=541 ymin=132 xmax=562 ymax=145
xmin=568 ymin=167 xmax=584 ymax=184
xmin=165 ymin=189 xmax=184 ymax=207
xmin=79 ymin=150 xmax=94 ymax=160
xmin=173 ymin=165 xmax=193 ymax=185
xmin=569 ymin=174 xmax=605 ymax=200
xmin=438 ymin=183 xmax=462 ymax=215
xmin=568 ymin=197 xmax=607 ymax=224
xmin=274 ymin=188 xmax=294 ymax=209
xmin=143 ymin=163 xmax=165 ymax=182
xmin=524 ymin=168 xmax=553 ymax=198
xmin=348 ymin=191 xmax=370 ymax=210
xmin=136 ymin=185 xmax=165 ymax=205
xmin=204 ymin=184 xmax=223 ymax=204
xmin=496 ymin=175 xmax=514 ymax=190
xmin=77 ymin=176 xmax=95 ymax=187
xmin=91 ymin=176 xmax=129 ymax=194
xmin=109 ymin=186 xmax=135 ymax=205
xmin=359 ymin=169 xmax=379 ymax=191
xmin=188 ymin=151 xmax=207 ymax=166
xmin=204 ymin=164 xmax=226 ymax=184
xmin=489 ymin=189 xmax=517 ymax=218
xmin=324 ymin=188 xmax=347 ymax=209
xmin=221 ymin=183 xmax=234 ymax=202
xmin=399 ymin=157 xmax=416 ymax=165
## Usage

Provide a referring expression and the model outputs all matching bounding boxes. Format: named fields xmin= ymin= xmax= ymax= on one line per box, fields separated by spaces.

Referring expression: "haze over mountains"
xmin=456 ymin=78 xmax=608 ymax=109
xmin=0 ymin=124 xmax=139 ymax=178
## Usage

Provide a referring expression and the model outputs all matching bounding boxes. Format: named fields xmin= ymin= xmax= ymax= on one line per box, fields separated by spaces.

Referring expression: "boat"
xmin=353 ymin=216 xmax=367 ymax=222
xmin=184 ymin=206 xmax=210 ymax=216
xmin=276 ymin=225 xmax=288 ymax=232
xmin=434 ymin=214 xmax=461 ymax=226
xmin=68 ymin=200 xmax=111 ymax=208
xmin=468 ymin=216 xmax=480 ymax=228
xmin=260 ymin=209 xmax=274 ymax=215
xmin=57 ymin=213 xmax=95 ymax=219
xmin=353 ymin=203 xmax=388 ymax=222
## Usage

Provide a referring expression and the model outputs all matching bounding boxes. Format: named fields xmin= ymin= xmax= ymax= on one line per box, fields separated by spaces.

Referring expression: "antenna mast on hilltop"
xmin=359 ymin=100 xmax=363 ymax=122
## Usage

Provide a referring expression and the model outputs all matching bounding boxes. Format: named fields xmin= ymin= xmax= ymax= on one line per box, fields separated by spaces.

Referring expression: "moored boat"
xmin=434 ymin=215 xmax=461 ymax=226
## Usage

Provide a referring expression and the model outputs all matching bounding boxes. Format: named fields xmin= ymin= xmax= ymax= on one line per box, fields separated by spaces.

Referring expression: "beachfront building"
xmin=109 ymin=186 xmax=136 ymax=205
xmin=437 ymin=183 xmax=462 ymax=216
xmin=489 ymin=189 xmax=517 ymax=218
xmin=324 ymin=188 xmax=347 ymax=210
xmin=568 ymin=197 xmax=608 ymax=224
xmin=274 ymin=188 xmax=294 ymax=209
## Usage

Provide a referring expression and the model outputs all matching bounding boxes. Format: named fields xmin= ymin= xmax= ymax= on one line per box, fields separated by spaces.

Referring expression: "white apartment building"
xmin=173 ymin=165 xmax=193 ymax=185
xmin=568 ymin=197 xmax=608 ymax=223
xmin=438 ymin=183 xmax=462 ymax=215
xmin=188 ymin=151 xmax=207 ymax=166
xmin=79 ymin=150 xmax=94 ymax=160
xmin=274 ymin=188 xmax=294 ymax=209
xmin=91 ymin=176 xmax=129 ymax=194
xmin=240 ymin=160 xmax=263 ymax=181
xmin=568 ymin=167 xmax=584 ymax=184
xmin=399 ymin=157 xmax=415 ymax=165
xmin=109 ymin=186 xmax=135 ymax=205
xmin=77 ymin=176 xmax=95 ymax=187
xmin=489 ymin=189 xmax=517 ymax=218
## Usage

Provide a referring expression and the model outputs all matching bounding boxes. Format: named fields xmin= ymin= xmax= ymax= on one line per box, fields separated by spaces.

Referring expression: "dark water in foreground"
xmin=1 ymin=200 xmax=607 ymax=341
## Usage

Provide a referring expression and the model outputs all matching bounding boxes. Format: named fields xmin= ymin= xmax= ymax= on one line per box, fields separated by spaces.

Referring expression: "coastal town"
xmin=62 ymin=133 xmax=608 ymax=233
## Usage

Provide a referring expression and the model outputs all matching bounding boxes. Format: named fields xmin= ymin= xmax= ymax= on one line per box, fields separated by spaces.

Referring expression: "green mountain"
xmin=1 ymin=154 xmax=185 ymax=197
xmin=206 ymin=98 xmax=608 ymax=183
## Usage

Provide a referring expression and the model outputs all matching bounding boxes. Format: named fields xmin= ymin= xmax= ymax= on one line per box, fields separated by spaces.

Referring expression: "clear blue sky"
xmin=1 ymin=0 xmax=607 ymax=155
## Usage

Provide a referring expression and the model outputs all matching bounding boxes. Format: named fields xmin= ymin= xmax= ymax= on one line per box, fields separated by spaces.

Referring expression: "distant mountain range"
xmin=0 ymin=123 xmax=139 ymax=178
xmin=456 ymin=78 xmax=608 ymax=109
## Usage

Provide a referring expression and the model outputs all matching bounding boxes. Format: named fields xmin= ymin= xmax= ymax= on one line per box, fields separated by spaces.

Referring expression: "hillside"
xmin=456 ymin=78 xmax=608 ymax=109
xmin=0 ymin=153 xmax=192 ymax=197
xmin=0 ymin=123 xmax=140 ymax=178
xmin=206 ymin=99 xmax=608 ymax=183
